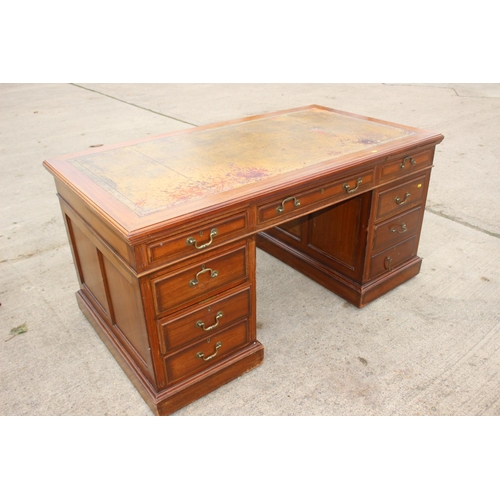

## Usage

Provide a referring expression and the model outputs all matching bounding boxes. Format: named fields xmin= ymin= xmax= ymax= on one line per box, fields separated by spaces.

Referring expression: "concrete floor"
xmin=1 ymin=83 xmax=500 ymax=416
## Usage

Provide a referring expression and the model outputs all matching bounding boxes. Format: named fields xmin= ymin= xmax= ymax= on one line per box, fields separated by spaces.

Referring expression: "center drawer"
xmin=257 ymin=169 xmax=374 ymax=227
xmin=151 ymin=242 xmax=249 ymax=316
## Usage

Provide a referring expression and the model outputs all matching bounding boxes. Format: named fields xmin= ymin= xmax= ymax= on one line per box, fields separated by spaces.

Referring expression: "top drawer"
xmin=145 ymin=210 xmax=249 ymax=268
xmin=257 ymin=170 xmax=374 ymax=227
xmin=379 ymin=148 xmax=433 ymax=182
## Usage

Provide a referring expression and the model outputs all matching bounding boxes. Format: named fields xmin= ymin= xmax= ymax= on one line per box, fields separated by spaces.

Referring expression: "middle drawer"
xmin=372 ymin=205 xmax=423 ymax=253
xmin=151 ymin=242 xmax=249 ymax=316
xmin=158 ymin=285 xmax=251 ymax=354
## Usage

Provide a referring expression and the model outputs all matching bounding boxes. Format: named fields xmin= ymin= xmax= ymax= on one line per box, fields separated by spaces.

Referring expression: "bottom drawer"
xmin=368 ymin=236 xmax=418 ymax=280
xmin=164 ymin=320 xmax=250 ymax=385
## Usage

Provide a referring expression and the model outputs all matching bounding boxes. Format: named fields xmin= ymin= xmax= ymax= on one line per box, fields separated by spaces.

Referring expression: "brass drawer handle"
xmin=189 ymin=265 xmax=218 ymax=287
xmin=276 ymin=196 xmax=300 ymax=214
xmin=400 ymin=156 xmax=416 ymax=169
xmin=187 ymin=228 xmax=218 ymax=250
xmin=196 ymin=341 xmax=222 ymax=361
xmin=395 ymin=192 xmax=410 ymax=205
xmin=343 ymin=177 xmax=362 ymax=193
xmin=385 ymin=256 xmax=393 ymax=271
xmin=196 ymin=311 xmax=223 ymax=331
xmin=390 ymin=223 xmax=408 ymax=234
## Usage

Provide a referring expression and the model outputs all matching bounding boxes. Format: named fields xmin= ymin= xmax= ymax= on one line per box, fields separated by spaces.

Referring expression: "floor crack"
xmin=383 ymin=83 xmax=500 ymax=99
xmin=0 ymin=242 xmax=70 ymax=264
xmin=426 ymin=207 xmax=500 ymax=238
xmin=69 ymin=83 xmax=199 ymax=126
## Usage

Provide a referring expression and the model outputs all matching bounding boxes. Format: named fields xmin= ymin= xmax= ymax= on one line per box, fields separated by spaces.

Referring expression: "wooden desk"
xmin=43 ymin=105 xmax=444 ymax=415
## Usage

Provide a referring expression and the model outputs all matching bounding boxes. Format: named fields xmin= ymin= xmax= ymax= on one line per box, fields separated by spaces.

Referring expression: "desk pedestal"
xmin=257 ymin=179 xmax=428 ymax=307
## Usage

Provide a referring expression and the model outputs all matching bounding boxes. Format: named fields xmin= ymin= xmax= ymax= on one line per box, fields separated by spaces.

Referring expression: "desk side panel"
xmin=61 ymin=200 xmax=156 ymax=386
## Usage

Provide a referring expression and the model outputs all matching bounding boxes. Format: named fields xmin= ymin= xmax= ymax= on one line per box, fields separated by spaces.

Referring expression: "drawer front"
xmin=372 ymin=205 xmax=423 ymax=253
xmin=368 ymin=236 xmax=418 ymax=280
xmin=380 ymin=148 xmax=433 ymax=182
xmin=257 ymin=170 xmax=374 ymax=226
xmin=164 ymin=320 xmax=250 ymax=384
xmin=152 ymin=243 xmax=248 ymax=316
xmin=146 ymin=211 xmax=248 ymax=267
xmin=376 ymin=173 xmax=428 ymax=221
xmin=158 ymin=285 xmax=251 ymax=354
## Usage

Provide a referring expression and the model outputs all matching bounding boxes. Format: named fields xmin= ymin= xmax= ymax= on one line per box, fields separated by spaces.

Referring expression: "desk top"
xmin=44 ymin=105 xmax=443 ymax=237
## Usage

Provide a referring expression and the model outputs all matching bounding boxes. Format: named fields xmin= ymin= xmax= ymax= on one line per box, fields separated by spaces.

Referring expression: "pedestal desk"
xmin=43 ymin=105 xmax=444 ymax=415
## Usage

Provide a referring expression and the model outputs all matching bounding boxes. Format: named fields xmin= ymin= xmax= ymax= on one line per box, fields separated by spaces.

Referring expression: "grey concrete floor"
xmin=1 ymin=83 xmax=500 ymax=416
